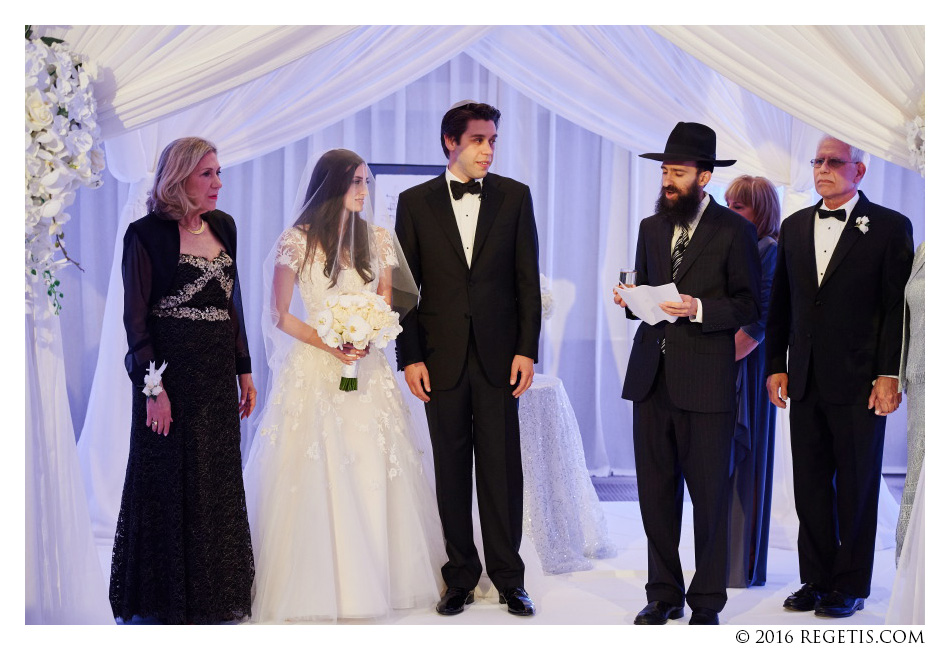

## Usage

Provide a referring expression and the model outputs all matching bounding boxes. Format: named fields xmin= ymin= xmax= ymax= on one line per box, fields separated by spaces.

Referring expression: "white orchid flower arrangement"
xmin=540 ymin=273 xmax=555 ymax=321
xmin=315 ymin=291 xmax=402 ymax=391
xmin=25 ymin=26 xmax=105 ymax=315
xmin=905 ymin=110 xmax=924 ymax=176
xmin=855 ymin=216 xmax=870 ymax=234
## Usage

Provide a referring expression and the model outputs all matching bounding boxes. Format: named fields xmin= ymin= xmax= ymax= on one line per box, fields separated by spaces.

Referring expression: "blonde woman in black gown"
xmin=111 ymin=137 xmax=257 ymax=624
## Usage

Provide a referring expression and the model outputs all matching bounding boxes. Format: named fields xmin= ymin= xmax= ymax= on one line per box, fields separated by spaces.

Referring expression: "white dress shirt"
xmin=814 ymin=191 xmax=860 ymax=284
xmin=671 ymin=193 xmax=710 ymax=323
xmin=445 ymin=169 xmax=481 ymax=267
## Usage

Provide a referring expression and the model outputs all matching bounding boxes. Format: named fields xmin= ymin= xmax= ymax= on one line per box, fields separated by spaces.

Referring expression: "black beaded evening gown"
xmin=110 ymin=251 xmax=254 ymax=624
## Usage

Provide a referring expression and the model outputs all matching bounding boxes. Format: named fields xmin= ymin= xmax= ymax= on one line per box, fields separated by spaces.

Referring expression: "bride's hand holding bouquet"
xmin=314 ymin=290 xmax=402 ymax=391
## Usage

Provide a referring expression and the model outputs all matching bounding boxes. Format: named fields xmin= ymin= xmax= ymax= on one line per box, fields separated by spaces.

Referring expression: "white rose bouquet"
xmin=314 ymin=291 xmax=402 ymax=391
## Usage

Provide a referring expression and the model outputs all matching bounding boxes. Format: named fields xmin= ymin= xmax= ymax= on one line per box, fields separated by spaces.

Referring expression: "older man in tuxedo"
xmin=766 ymin=135 xmax=913 ymax=618
xmin=395 ymin=101 xmax=541 ymax=617
xmin=614 ymin=122 xmax=760 ymax=625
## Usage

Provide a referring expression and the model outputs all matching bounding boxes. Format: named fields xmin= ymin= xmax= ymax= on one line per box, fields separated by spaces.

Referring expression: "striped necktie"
xmin=662 ymin=227 xmax=690 ymax=354
xmin=672 ymin=227 xmax=689 ymax=280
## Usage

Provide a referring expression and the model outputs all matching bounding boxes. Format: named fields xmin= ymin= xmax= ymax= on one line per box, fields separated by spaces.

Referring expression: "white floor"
xmin=95 ymin=500 xmax=899 ymax=627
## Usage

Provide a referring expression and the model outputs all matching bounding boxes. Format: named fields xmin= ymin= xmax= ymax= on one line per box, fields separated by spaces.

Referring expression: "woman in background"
xmin=886 ymin=240 xmax=924 ymax=624
xmin=111 ymin=137 xmax=256 ymax=623
xmin=896 ymin=240 xmax=924 ymax=562
xmin=724 ymin=175 xmax=780 ymax=588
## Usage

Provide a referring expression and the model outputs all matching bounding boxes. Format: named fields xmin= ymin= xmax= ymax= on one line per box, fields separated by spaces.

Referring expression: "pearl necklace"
xmin=181 ymin=219 xmax=206 ymax=235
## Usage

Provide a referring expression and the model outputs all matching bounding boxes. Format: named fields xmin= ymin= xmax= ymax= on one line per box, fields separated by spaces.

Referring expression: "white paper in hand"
xmin=616 ymin=283 xmax=681 ymax=325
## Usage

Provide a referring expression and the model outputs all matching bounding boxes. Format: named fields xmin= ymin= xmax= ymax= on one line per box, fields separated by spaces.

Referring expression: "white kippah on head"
xmin=449 ymin=99 xmax=479 ymax=110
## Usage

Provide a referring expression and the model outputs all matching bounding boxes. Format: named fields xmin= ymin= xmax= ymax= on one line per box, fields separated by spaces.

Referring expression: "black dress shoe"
xmin=436 ymin=587 xmax=475 ymax=615
xmin=689 ymin=607 xmax=719 ymax=625
xmin=634 ymin=600 xmax=684 ymax=625
xmin=783 ymin=583 xmax=826 ymax=611
xmin=814 ymin=591 xmax=864 ymax=618
xmin=498 ymin=587 xmax=535 ymax=616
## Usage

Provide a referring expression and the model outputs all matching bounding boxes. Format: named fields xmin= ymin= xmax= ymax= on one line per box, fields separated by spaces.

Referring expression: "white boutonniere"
xmin=855 ymin=216 xmax=870 ymax=234
xmin=142 ymin=360 xmax=168 ymax=400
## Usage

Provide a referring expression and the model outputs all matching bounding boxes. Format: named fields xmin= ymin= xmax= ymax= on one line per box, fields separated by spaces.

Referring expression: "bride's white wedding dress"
xmin=243 ymin=226 xmax=445 ymax=623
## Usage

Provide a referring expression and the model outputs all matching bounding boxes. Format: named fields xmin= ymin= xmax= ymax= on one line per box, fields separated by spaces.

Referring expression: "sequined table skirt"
xmin=519 ymin=374 xmax=615 ymax=574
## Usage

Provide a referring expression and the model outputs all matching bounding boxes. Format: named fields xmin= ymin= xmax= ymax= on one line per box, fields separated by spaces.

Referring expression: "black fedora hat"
xmin=639 ymin=122 xmax=736 ymax=167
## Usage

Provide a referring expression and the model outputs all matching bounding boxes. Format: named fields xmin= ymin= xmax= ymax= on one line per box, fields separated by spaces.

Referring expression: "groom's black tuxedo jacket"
xmin=765 ymin=191 xmax=913 ymax=404
xmin=395 ymin=172 xmax=542 ymax=390
xmin=621 ymin=197 xmax=761 ymax=413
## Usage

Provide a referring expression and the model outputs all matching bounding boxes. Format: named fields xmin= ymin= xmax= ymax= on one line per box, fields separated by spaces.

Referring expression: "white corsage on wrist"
xmin=855 ymin=216 xmax=870 ymax=234
xmin=142 ymin=360 xmax=168 ymax=400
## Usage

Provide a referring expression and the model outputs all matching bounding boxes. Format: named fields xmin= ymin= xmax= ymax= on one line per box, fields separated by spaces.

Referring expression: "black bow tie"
xmin=817 ymin=208 xmax=846 ymax=221
xmin=450 ymin=179 xmax=482 ymax=201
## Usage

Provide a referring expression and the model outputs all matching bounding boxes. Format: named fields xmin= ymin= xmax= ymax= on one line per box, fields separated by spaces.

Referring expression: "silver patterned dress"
xmin=896 ymin=242 xmax=924 ymax=561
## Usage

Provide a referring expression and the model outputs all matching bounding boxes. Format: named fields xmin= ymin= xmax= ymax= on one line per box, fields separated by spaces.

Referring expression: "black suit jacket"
xmin=765 ymin=191 xmax=913 ymax=404
xmin=621 ymin=196 xmax=761 ymax=413
xmin=122 ymin=210 xmax=252 ymax=386
xmin=394 ymin=172 xmax=542 ymax=390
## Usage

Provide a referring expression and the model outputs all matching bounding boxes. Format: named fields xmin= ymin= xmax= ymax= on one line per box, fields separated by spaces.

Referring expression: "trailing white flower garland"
xmin=25 ymin=27 xmax=105 ymax=314
xmin=905 ymin=113 xmax=924 ymax=177
xmin=905 ymin=94 xmax=924 ymax=177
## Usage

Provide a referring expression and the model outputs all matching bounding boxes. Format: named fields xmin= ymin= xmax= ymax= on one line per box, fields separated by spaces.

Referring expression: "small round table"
xmin=518 ymin=374 xmax=615 ymax=574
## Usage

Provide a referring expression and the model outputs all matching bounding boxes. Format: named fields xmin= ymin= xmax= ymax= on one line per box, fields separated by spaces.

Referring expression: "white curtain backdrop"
xmin=38 ymin=26 xmax=360 ymax=137
xmin=469 ymin=26 xmax=795 ymax=184
xmin=652 ymin=26 xmax=925 ymax=170
xmin=26 ymin=289 xmax=113 ymax=624
xmin=29 ymin=25 xmax=924 ymax=620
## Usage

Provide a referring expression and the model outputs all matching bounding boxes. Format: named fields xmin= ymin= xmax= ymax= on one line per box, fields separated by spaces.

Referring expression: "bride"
xmin=243 ymin=149 xmax=445 ymax=622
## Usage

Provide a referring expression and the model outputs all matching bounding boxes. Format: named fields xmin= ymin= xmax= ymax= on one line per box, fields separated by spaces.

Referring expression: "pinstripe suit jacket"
xmin=621 ymin=196 xmax=761 ymax=413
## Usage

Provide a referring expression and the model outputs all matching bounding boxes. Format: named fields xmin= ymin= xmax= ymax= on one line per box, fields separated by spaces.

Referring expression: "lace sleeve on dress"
xmin=275 ymin=227 xmax=306 ymax=274
xmin=373 ymin=226 xmax=399 ymax=268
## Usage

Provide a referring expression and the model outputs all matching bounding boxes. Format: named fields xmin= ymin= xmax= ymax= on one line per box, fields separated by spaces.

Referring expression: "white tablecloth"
xmin=518 ymin=374 xmax=615 ymax=574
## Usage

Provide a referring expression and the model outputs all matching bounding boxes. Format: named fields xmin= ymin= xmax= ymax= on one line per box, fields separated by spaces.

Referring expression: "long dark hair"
xmin=294 ymin=149 xmax=374 ymax=286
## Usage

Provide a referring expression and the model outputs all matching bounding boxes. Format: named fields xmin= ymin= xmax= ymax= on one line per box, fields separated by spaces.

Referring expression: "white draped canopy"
xmin=27 ymin=24 xmax=924 ymax=624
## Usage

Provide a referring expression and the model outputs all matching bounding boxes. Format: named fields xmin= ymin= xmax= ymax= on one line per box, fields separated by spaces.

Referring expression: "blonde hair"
xmin=147 ymin=137 xmax=218 ymax=219
xmin=725 ymin=175 xmax=780 ymax=240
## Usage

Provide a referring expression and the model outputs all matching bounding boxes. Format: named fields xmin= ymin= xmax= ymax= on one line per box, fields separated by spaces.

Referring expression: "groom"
xmin=395 ymin=101 xmax=542 ymax=616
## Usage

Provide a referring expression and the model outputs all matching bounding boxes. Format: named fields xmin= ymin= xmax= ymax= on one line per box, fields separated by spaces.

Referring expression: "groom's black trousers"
xmin=424 ymin=337 xmax=525 ymax=591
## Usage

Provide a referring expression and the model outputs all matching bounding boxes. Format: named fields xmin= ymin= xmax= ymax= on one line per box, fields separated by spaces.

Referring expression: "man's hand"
xmin=612 ymin=284 xmax=631 ymax=308
xmin=510 ymin=354 xmax=535 ymax=398
xmin=868 ymin=376 xmax=901 ymax=415
xmin=404 ymin=362 xmax=431 ymax=403
xmin=660 ymin=294 xmax=697 ymax=319
xmin=766 ymin=373 xmax=789 ymax=409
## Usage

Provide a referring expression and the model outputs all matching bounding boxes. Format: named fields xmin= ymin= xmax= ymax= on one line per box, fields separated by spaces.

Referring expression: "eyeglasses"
xmin=810 ymin=158 xmax=857 ymax=169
